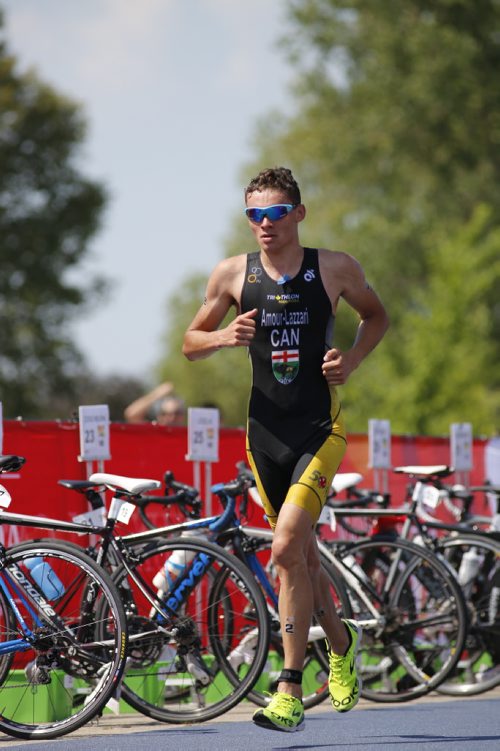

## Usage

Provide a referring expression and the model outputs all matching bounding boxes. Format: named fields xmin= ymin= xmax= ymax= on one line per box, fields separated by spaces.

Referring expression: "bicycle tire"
xmin=328 ymin=537 xmax=468 ymax=702
xmin=433 ymin=532 xmax=500 ymax=696
xmin=0 ymin=539 xmax=127 ymax=740
xmin=0 ymin=584 xmax=16 ymax=684
xmin=109 ymin=535 xmax=271 ymax=723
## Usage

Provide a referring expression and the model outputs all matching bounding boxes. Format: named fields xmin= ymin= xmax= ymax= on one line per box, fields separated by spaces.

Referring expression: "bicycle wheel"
xmin=234 ymin=537 xmax=352 ymax=709
xmin=330 ymin=537 xmax=468 ymax=702
xmin=0 ymin=584 xmax=15 ymax=685
xmin=110 ymin=535 xmax=270 ymax=723
xmin=434 ymin=533 xmax=500 ymax=696
xmin=0 ymin=540 xmax=127 ymax=740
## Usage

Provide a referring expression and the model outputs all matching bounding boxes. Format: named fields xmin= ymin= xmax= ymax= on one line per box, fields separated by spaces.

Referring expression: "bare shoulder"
xmin=211 ymin=253 xmax=247 ymax=279
xmin=207 ymin=254 xmax=246 ymax=294
xmin=318 ymin=248 xmax=384 ymax=315
xmin=318 ymin=248 xmax=362 ymax=278
xmin=195 ymin=253 xmax=248 ymax=322
xmin=187 ymin=254 xmax=248 ymax=332
xmin=318 ymin=248 xmax=365 ymax=298
xmin=221 ymin=253 xmax=247 ymax=270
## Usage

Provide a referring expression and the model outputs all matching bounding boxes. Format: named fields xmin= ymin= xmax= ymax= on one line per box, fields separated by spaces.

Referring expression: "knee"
xmin=271 ymin=534 xmax=303 ymax=571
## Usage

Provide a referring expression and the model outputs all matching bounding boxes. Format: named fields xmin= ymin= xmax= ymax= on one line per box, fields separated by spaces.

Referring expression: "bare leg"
xmin=307 ymin=535 xmax=349 ymax=655
xmin=271 ymin=504 xmax=318 ymax=700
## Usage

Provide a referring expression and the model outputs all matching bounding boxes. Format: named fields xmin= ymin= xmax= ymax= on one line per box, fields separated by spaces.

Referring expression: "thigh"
xmin=246 ymin=438 xmax=291 ymax=529
xmin=247 ymin=429 xmax=347 ymax=529
xmin=285 ymin=431 xmax=347 ymax=525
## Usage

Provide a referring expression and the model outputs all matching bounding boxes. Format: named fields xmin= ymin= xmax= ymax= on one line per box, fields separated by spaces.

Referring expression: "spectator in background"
xmin=124 ymin=382 xmax=186 ymax=426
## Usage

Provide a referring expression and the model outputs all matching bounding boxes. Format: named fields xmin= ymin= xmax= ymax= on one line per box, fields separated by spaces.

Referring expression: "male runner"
xmin=183 ymin=166 xmax=389 ymax=732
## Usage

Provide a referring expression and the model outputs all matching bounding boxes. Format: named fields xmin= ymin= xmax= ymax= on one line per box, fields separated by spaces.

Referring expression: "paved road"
xmin=1 ymin=690 xmax=499 ymax=750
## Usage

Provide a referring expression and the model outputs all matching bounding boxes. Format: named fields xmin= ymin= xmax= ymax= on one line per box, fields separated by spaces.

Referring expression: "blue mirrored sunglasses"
xmin=244 ymin=203 xmax=297 ymax=223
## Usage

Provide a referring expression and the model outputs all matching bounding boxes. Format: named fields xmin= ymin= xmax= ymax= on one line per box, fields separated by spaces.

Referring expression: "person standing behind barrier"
xmin=182 ymin=166 xmax=389 ymax=733
xmin=124 ymin=382 xmax=186 ymax=426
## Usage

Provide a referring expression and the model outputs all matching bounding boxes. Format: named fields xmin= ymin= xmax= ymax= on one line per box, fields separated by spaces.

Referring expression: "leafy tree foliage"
xmin=49 ymin=373 xmax=148 ymax=423
xmin=381 ymin=207 xmax=500 ymax=434
xmin=0 ymin=12 xmax=108 ymax=418
xmin=159 ymin=0 xmax=500 ymax=435
xmin=157 ymin=275 xmax=251 ymax=428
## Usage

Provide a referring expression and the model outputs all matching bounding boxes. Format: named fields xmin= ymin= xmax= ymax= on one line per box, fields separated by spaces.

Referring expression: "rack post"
xmin=368 ymin=419 xmax=392 ymax=494
xmin=186 ymin=408 xmax=220 ymax=515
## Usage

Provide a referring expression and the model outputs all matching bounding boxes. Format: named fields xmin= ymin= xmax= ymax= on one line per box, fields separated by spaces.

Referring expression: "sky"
xmin=2 ymin=0 xmax=293 ymax=380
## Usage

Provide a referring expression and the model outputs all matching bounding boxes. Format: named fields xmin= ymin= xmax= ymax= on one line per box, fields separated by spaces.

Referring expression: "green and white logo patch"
xmin=272 ymin=349 xmax=299 ymax=384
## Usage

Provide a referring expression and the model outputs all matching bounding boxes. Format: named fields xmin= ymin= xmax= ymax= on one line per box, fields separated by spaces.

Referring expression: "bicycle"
xmin=321 ymin=533 xmax=468 ymax=702
xmin=3 ymin=458 xmax=271 ymax=725
xmin=78 ymin=467 xmax=349 ymax=710
xmin=320 ymin=464 xmax=500 ymax=697
xmin=0 ymin=455 xmax=128 ymax=740
xmin=322 ymin=472 xmax=391 ymax=539
xmin=138 ymin=465 xmax=469 ymax=704
xmin=394 ymin=465 xmax=500 ymax=697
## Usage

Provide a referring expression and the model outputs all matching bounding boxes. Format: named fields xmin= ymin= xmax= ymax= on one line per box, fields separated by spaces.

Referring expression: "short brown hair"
xmin=244 ymin=167 xmax=301 ymax=205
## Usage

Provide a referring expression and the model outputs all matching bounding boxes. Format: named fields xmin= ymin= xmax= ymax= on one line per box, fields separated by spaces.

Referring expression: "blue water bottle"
xmin=25 ymin=558 xmax=65 ymax=600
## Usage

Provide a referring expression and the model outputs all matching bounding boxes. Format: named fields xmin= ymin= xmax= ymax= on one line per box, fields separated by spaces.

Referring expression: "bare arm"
xmin=321 ymin=252 xmax=389 ymax=385
xmin=182 ymin=256 xmax=258 ymax=361
xmin=124 ymin=382 xmax=174 ymax=423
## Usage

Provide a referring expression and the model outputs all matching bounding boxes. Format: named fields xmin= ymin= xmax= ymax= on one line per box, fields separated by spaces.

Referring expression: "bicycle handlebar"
xmin=326 ymin=487 xmax=390 ymax=510
xmin=134 ymin=491 xmax=201 ymax=514
xmin=0 ymin=455 xmax=26 ymax=473
xmin=209 ymin=474 xmax=255 ymax=532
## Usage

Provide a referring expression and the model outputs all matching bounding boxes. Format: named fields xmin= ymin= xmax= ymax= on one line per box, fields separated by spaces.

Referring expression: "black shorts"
xmin=246 ymin=393 xmax=347 ymax=529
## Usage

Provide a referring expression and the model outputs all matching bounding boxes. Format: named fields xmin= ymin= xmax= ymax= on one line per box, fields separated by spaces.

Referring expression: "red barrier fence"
xmin=0 ymin=420 xmax=490 ymax=545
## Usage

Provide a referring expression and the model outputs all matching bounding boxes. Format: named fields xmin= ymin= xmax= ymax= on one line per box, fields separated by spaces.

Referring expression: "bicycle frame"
xmin=0 ymin=476 xmax=389 ymax=649
xmin=0 ymin=568 xmax=39 ymax=653
xmin=0 ymin=546 xmax=94 ymax=656
xmin=0 ymin=541 xmax=125 ymax=686
xmin=126 ymin=503 xmax=384 ymax=637
xmin=0 ymin=507 xmax=211 ymax=636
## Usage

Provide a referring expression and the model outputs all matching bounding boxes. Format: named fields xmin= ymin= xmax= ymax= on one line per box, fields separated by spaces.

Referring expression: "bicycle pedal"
xmin=185 ymin=652 xmax=211 ymax=685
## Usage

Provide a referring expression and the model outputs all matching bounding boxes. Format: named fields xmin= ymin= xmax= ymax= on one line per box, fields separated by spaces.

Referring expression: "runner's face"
xmin=245 ymin=189 xmax=303 ymax=253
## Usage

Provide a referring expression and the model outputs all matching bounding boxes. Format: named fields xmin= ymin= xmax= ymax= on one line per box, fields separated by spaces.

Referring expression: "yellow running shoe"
xmin=252 ymin=692 xmax=305 ymax=732
xmin=328 ymin=619 xmax=362 ymax=713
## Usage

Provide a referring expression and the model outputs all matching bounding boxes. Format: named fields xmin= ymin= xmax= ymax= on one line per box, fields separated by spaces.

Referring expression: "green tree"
xmin=0 ymin=11 xmax=108 ymax=418
xmin=157 ymin=0 xmax=500 ymax=434
xmin=381 ymin=206 xmax=500 ymax=434
xmin=156 ymin=275 xmax=251 ymax=427
xmin=48 ymin=372 xmax=148 ymax=423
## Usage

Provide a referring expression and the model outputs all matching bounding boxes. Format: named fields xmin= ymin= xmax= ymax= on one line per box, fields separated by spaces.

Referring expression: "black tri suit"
xmin=240 ymin=247 xmax=347 ymax=528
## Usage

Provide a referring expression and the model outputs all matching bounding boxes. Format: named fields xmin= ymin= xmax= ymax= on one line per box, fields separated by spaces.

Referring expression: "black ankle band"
xmin=277 ymin=669 xmax=303 ymax=685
